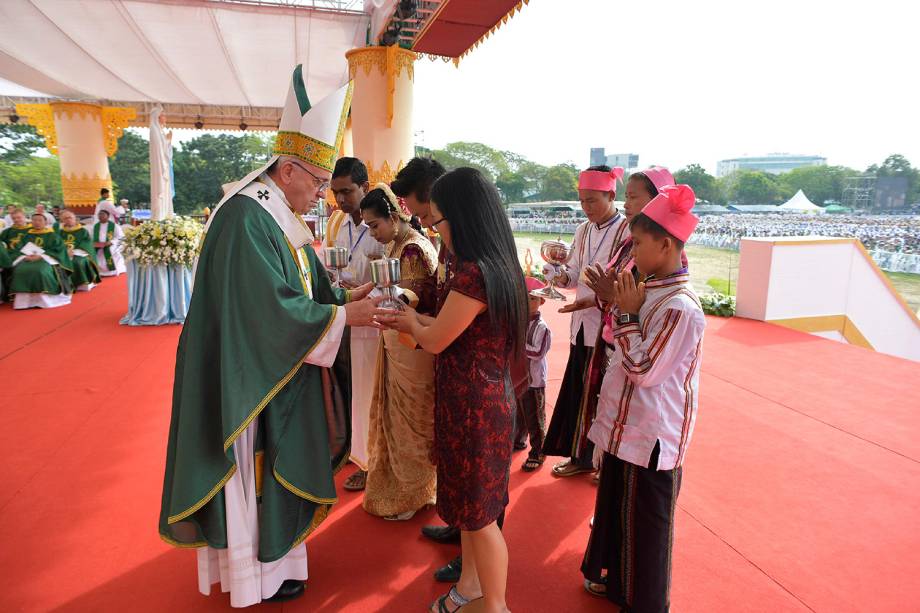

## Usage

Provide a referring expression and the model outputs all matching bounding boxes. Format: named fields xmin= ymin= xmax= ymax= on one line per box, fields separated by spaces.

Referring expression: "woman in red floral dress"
xmin=380 ymin=167 xmax=527 ymax=613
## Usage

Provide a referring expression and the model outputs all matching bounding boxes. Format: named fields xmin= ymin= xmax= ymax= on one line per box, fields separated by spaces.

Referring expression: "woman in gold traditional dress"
xmin=360 ymin=183 xmax=439 ymax=520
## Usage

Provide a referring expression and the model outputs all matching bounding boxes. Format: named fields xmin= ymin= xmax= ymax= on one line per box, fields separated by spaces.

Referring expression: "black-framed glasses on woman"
xmin=431 ymin=217 xmax=448 ymax=229
xmin=287 ymin=159 xmax=331 ymax=192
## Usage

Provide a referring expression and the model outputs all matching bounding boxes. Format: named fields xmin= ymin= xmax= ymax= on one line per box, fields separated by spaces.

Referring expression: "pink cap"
xmin=636 ymin=166 xmax=675 ymax=192
xmin=640 ymin=184 xmax=699 ymax=243
xmin=525 ymin=277 xmax=546 ymax=292
xmin=578 ymin=166 xmax=624 ymax=193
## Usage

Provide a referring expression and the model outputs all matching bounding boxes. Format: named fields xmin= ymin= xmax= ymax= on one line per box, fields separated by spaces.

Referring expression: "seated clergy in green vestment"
xmin=1 ymin=209 xmax=32 ymax=255
xmin=9 ymin=213 xmax=73 ymax=310
xmin=159 ymin=68 xmax=380 ymax=607
xmin=57 ymin=209 xmax=100 ymax=292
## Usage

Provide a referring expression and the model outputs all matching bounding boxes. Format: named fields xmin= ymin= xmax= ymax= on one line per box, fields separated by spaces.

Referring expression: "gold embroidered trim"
xmin=273 ymin=131 xmax=337 ymax=173
xmin=290 ymin=504 xmax=332 ymax=549
xmin=273 ymin=466 xmax=338 ymax=505
xmin=159 ymin=533 xmax=207 ymax=549
xmin=167 ymin=465 xmax=237 ymax=524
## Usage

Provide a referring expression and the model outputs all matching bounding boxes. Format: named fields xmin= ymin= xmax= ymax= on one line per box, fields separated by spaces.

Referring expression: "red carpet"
xmin=1 ymin=278 xmax=918 ymax=612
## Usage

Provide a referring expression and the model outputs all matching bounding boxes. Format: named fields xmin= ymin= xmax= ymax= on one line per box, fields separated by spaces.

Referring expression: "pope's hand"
xmin=344 ymin=295 xmax=384 ymax=327
xmin=542 ymin=263 xmax=559 ymax=282
xmin=349 ymin=282 xmax=374 ymax=302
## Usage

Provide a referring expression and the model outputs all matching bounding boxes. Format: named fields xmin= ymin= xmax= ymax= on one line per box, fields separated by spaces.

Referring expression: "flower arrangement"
xmin=121 ymin=216 xmax=203 ymax=268
xmin=700 ymin=292 xmax=736 ymax=317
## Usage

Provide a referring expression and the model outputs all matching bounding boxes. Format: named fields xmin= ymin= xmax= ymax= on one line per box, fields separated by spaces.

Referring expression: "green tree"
xmin=722 ymin=170 xmax=781 ymax=205
xmin=540 ymin=163 xmax=579 ymax=201
xmin=0 ymin=155 xmax=63 ymax=207
xmin=0 ymin=124 xmax=45 ymax=164
xmin=109 ymin=130 xmax=150 ymax=206
xmin=674 ymin=163 xmax=721 ymax=203
xmin=172 ymin=133 xmax=273 ymax=214
xmin=777 ymin=165 xmax=855 ymax=205
xmin=868 ymin=154 xmax=919 ymax=203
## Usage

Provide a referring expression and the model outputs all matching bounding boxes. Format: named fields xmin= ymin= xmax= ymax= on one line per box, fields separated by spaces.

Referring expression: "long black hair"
xmin=359 ymin=188 xmax=422 ymax=232
xmin=430 ymin=167 xmax=527 ymax=357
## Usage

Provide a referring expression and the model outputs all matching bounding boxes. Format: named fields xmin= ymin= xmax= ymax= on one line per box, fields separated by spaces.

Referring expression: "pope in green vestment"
xmin=159 ymin=68 xmax=366 ymax=606
xmin=57 ymin=211 xmax=101 ymax=289
xmin=159 ymin=190 xmax=351 ymax=558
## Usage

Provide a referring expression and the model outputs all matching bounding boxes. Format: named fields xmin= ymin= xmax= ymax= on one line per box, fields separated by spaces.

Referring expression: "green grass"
xmin=513 ymin=232 xmax=920 ymax=312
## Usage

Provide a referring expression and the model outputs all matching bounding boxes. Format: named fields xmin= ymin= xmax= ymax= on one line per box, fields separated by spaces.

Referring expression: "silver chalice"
xmin=534 ymin=240 xmax=573 ymax=301
xmin=370 ymin=257 xmax=404 ymax=310
xmin=324 ymin=246 xmax=349 ymax=288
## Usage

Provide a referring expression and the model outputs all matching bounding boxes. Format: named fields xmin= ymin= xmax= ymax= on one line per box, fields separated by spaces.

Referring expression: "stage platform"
xmin=0 ymin=276 xmax=918 ymax=612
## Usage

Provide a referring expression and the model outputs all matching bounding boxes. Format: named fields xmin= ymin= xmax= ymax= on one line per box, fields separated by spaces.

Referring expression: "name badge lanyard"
xmin=586 ymin=221 xmax=614 ymax=266
xmin=347 ymin=223 xmax=369 ymax=263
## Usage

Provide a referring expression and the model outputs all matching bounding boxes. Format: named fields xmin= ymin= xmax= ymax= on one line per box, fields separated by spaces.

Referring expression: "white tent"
xmin=778 ymin=190 xmax=825 ymax=213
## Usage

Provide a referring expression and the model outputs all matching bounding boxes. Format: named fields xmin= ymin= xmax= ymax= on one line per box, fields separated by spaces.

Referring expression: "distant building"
xmin=717 ymin=154 xmax=826 ymax=177
xmin=589 ymin=148 xmax=639 ymax=170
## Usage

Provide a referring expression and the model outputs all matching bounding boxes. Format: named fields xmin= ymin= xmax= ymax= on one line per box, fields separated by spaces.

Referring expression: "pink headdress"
xmin=636 ymin=166 xmax=675 ymax=192
xmin=578 ymin=166 xmax=625 ymax=193
xmin=640 ymin=184 xmax=699 ymax=243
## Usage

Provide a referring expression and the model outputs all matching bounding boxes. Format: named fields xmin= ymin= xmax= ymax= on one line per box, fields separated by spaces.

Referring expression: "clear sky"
xmin=4 ymin=0 xmax=918 ymax=175
xmin=412 ymin=0 xmax=920 ymax=174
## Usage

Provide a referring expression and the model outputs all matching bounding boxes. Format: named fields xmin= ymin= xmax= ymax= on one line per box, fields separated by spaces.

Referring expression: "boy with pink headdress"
xmin=581 ymin=184 xmax=706 ymax=612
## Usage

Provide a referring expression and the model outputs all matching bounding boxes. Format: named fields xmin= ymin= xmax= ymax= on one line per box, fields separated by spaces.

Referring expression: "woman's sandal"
xmin=521 ymin=456 xmax=544 ymax=472
xmin=429 ymin=585 xmax=480 ymax=612
xmin=343 ymin=469 xmax=367 ymax=491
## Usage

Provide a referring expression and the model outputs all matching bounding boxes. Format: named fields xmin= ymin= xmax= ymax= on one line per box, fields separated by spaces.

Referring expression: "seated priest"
xmin=1 ymin=209 xmax=31 ymax=252
xmin=9 ymin=213 xmax=73 ymax=309
xmin=58 ymin=209 xmax=101 ymax=291
xmin=93 ymin=209 xmax=126 ymax=277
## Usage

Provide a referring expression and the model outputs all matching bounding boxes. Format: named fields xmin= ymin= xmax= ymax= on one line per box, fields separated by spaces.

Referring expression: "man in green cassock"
xmin=57 ymin=209 xmax=101 ymax=292
xmin=159 ymin=68 xmax=378 ymax=607
xmin=9 ymin=213 xmax=72 ymax=309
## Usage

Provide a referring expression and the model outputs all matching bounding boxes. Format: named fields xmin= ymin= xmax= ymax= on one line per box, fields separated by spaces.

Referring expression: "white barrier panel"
xmin=736 ymin=236 xmax=920 ymax=362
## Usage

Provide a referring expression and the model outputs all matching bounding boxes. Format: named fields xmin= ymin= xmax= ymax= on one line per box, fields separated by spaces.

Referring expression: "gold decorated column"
xmin=345 ymin=46 xmax=416 ymax=185
xmin=16 ymin=102 xmax=136 ymax=214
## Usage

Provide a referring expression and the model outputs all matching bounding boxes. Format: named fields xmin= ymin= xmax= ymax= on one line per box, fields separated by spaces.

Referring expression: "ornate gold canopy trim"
xmin=15 ymin=103 xmax=57 ymax=154
xmin=61 ymin=172 xmax=112 ymax=207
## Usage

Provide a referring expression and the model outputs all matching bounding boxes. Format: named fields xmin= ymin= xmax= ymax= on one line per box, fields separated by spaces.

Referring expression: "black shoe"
xmin=421 ymin=524 xmax=461 ymax=544
xmin=264 ymin=579 xmax=305 ymax=602
xmin=434 ymin=556 xmax=462 ymax=583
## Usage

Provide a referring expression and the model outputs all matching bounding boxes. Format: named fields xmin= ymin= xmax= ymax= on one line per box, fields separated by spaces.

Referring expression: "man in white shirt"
xmin=542 ymin=165 xmax=630 ymax=477
xmin=94 ymin=188 xmax=121 ymax=223
xmin=326 ymin=157 xmax=386 ymax=491
xmin=34 ymin=203 xmax=55 ymax=226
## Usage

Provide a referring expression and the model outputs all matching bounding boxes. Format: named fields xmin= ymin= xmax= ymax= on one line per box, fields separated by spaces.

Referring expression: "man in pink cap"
xmin=543 ymin=165 xmax=631 ymax=478
xmin=581 ymin=184 xmax=706 ymax=613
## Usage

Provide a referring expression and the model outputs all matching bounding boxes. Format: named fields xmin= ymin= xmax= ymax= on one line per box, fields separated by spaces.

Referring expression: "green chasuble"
xmin=1 ymin=224 xmax=32 ymax=256
xmin=159 ymin=194 xmax=350 ymax=563
xmin=0 ymin=240 xmax=11 ymax=269
xmin=10 ymin=229 xmax=73 ymax=296
xmin=58 ymin=225 xmax=101 ymax=286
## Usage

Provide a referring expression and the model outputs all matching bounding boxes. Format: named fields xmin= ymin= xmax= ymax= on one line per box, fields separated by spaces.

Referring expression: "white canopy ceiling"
xmin=0 ymin=0 xmax=369 ymax=108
